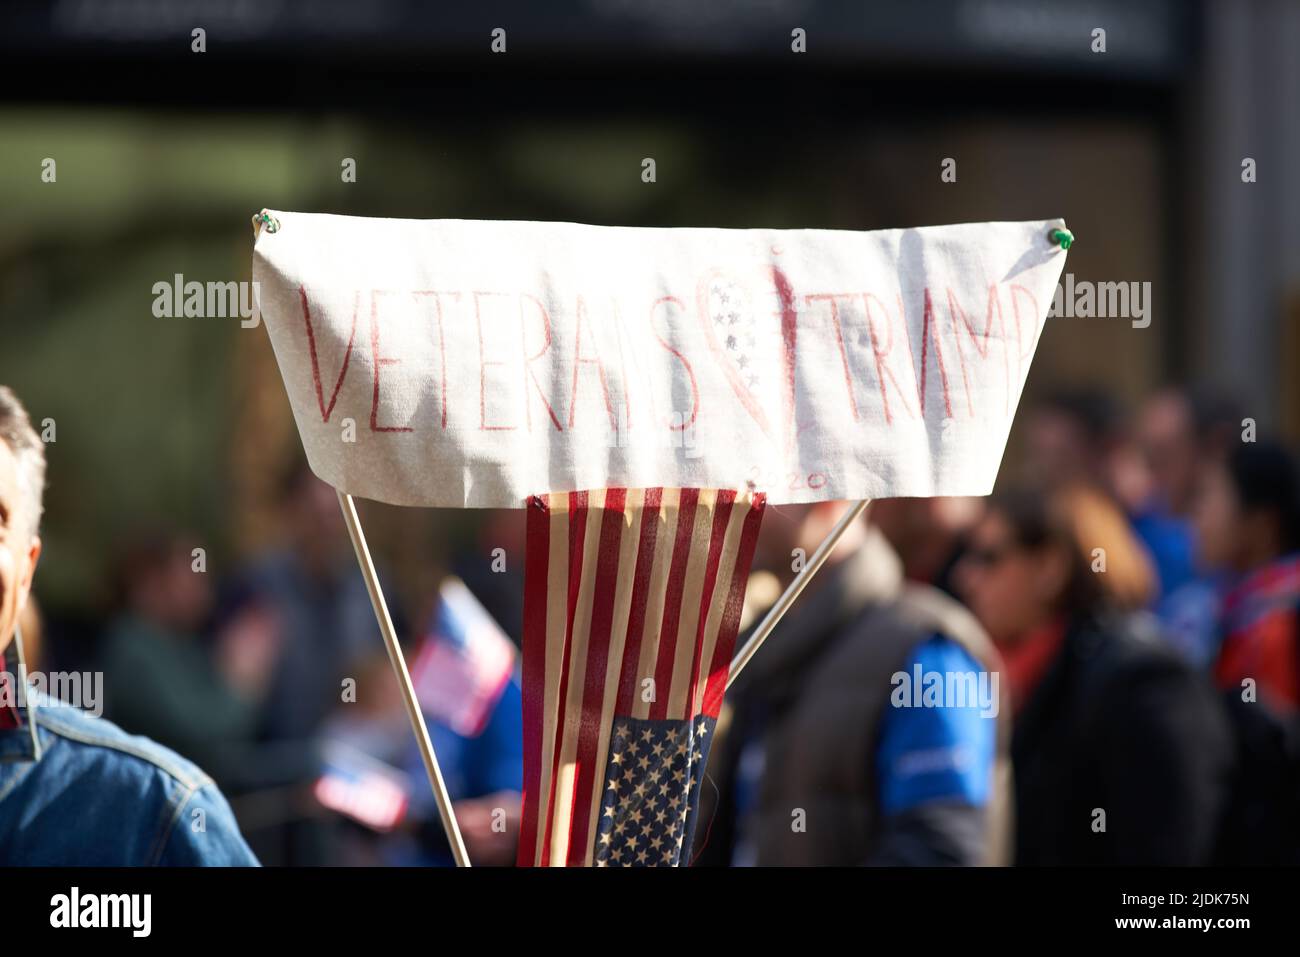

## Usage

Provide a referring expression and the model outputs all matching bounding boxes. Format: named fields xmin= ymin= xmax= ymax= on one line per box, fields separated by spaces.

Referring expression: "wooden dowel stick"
xmin=727 ymin=499 xmax=871 ymax=689
xmin=336 ymin=490 xmax=471 ymax=867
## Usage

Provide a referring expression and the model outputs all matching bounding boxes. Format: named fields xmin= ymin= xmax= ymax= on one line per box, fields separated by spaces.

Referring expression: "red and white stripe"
xmin=517 ymin=487 xmax=766 ymax=867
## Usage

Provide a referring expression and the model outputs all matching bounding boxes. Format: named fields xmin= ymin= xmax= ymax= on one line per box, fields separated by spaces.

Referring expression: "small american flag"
xmin=410 ymin=577 xmax=516 ymax=738
xmin=314 ymin=742 xmax=410 ymax=833
xmin=518 ymin=487 xmax=765 ymax=867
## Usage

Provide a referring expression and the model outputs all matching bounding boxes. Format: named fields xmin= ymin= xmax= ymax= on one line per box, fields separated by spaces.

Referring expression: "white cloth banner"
xmin=252 ymin=211 xmax=1067 ymax=508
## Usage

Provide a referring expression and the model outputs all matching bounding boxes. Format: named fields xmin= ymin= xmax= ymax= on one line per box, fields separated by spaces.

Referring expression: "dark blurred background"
xmin=1 ymin=0 xmax=1297 ymax=864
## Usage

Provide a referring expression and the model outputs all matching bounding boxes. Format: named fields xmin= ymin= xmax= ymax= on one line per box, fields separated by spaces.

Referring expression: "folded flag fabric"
xmin=518 ymin=487 xmax=765 ymax=866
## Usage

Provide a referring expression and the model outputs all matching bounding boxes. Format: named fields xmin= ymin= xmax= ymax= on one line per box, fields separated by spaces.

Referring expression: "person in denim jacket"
xmin=0 ymin=385 xmax=257 ymax=866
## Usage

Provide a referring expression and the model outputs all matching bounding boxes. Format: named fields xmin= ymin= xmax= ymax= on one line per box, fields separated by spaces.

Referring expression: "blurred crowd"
xmin=21 ymin=458 xmax=525 ymax=866
xmin=19 ymin=386 xmax=1300 ymax=866
xmin=862 ymin=387 xmax=1300 ymax=866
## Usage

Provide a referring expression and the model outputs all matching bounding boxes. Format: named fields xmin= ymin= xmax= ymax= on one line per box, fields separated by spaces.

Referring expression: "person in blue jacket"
xmin=696 ymin=502 xmax=1009 ymax=866
xmin=0 ymin=385 xmax=258 ymax=866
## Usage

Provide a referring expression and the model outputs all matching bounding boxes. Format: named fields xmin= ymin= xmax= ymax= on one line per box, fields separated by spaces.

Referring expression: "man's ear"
xmin=16 ymin=536 xmax=41 ymax=613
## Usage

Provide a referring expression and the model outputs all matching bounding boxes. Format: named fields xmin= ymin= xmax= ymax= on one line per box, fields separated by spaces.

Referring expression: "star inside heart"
xmin=699 ymin=271 xmax=798 ymax=447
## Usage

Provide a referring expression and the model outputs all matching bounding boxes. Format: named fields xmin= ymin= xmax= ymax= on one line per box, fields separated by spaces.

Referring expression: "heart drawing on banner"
xmin=696 ymin=266 xmax=799 ymax=453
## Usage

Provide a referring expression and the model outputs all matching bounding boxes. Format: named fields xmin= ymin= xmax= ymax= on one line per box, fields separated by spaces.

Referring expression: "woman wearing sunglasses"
xmin=955 ymin=483 xmax=1233 ymax=866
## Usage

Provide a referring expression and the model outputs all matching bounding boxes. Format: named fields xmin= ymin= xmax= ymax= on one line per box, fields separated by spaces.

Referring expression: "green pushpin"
xmin=1050 ymin=226 xmax=1073 ymax=250
xmin=251 ymin=209 xmax=280 ymax=236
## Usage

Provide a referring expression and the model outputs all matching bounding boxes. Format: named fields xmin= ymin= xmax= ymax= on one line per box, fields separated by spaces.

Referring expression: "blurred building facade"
xmin=0 ymin=0 xmax=1297 ymax=625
